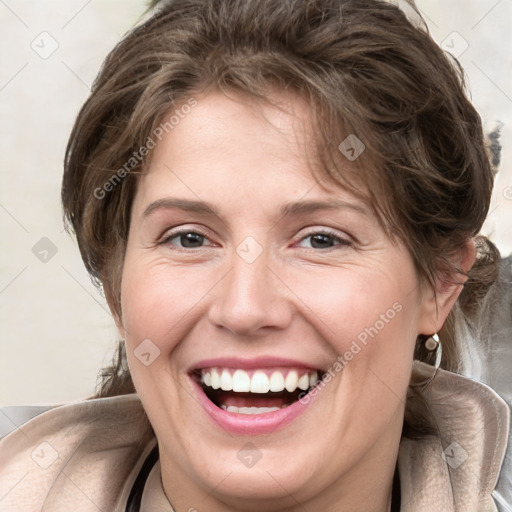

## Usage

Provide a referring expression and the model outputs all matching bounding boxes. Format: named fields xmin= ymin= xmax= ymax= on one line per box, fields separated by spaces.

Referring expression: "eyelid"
xmin=159 ymin=225 xmax=216 ymax=246
xmin=157 ymin=225 xmax=353 ymax=250
xmin=293 ymin=227 xmax=353 ymax=246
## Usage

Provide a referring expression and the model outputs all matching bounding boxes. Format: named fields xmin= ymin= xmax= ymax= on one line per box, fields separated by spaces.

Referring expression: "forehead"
xmin=176 ymin=89 xmax=314 ymax=158
xmin=134 ymin=88 xmax=373 ymax=217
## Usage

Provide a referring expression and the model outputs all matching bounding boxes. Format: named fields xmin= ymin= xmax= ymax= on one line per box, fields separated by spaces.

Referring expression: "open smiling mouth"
xmin=192 ymin=368 xmax=324 ymax=415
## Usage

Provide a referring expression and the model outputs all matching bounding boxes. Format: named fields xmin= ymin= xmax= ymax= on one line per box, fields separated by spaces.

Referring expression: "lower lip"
xmin=190 ymin=376 xmax=316 ymax=435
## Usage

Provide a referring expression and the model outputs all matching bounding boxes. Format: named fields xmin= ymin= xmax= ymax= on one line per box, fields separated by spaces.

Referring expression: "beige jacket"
xmin=0 ymin=362 xmax=509 ymax=512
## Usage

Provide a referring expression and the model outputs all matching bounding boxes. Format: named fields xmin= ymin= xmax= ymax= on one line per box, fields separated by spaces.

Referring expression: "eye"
xmin=295 ymin=230 xmax=352 ymax=250
xmin=161 ymin=229 xmax=214 ymax=249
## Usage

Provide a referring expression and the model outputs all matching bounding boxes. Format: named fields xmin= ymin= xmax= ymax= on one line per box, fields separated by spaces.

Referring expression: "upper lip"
xmin=189 ymin=356 xmax=324 ymax=373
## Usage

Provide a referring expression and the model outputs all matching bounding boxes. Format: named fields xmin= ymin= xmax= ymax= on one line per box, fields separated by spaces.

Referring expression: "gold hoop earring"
xmin=410 ymin=333 xmax=442 ymax=389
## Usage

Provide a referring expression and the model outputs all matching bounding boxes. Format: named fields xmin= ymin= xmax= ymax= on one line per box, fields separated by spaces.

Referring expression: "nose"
xmin=207 ymin=247 xmax=293 ymax=337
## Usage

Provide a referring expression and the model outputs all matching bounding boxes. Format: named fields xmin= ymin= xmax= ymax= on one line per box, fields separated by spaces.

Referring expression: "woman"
xmin=0 ymin=0 xmax=510 ymax=510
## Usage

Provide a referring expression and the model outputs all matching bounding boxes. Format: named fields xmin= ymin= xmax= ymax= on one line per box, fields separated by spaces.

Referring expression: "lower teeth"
xmin=220 ymin=405 xmax=283 ymax=414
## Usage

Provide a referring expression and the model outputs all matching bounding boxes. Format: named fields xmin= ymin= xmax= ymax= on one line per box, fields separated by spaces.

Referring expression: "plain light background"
xmin=1 ymin=0 xmax=511 ymax=406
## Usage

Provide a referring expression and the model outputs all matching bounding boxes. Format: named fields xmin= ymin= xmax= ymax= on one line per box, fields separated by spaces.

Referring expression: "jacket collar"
xmin=397 ymin=361 xmax=510 ymax=511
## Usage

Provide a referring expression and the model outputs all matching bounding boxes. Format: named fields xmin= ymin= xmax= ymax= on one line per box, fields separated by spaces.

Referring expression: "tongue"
xmin=215 ymin=390 xmax=294 ymax=408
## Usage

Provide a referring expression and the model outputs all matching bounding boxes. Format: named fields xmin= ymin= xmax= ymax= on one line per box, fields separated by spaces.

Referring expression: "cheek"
xmin=296 ymin=264 xmax=418 ymax=342
xmin=289 ymin=262 xmax=420 ymax=391
xmin=118 ymin=258 xmax=201 ymax=405
xmin=119 ymin=257 xmax=212 ymax=348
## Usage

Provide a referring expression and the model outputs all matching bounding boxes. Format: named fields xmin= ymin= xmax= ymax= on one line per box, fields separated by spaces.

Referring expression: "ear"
xmin=417 ymin=238 xmax=477 ymax=335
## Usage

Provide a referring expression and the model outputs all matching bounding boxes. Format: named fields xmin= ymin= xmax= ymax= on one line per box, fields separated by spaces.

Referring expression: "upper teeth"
xmin=201 ymin=368 xmax=318 ymax=393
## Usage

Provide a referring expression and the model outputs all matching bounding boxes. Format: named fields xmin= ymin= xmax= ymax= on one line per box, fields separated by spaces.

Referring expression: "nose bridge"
xmin=208 ymin=237 xmax=290 ymax=335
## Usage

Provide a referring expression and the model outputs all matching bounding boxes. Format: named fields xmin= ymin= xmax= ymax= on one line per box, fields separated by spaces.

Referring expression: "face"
xmin=116 ymin=90 xmax=442 ymax=510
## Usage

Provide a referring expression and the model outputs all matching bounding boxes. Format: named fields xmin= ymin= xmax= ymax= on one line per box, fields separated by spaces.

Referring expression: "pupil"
xmin=181 ymin=233 xmax=204 ymax=248
xmin=311 ymin=234 xmax=333 ymax=248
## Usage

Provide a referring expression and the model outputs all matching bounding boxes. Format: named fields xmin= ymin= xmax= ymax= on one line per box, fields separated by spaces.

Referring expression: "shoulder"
xmin=0 ymin=394 xmax=156 ymax=512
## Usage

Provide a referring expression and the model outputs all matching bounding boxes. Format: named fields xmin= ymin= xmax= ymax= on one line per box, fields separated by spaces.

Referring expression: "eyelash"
xmin=159 ymin=227 xmax=352 ymax=251
xmin=295 ymin=228 xmax=352 ymax=250
xmin=160 ymin=228 xmax=214 ymax=249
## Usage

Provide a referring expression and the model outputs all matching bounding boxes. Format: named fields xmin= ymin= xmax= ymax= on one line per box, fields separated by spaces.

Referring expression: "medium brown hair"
xmin=62 ymin=0 xmax=499 ymax=398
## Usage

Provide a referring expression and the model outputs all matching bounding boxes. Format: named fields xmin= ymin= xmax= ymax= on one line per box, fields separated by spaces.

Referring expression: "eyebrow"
xmin=142 ymin=197 xmax=369 ymax=219
xmin=143 ymin=198 xmax=219 ymax=218
xmin=280 ymin=199 xmax=369 ymax=217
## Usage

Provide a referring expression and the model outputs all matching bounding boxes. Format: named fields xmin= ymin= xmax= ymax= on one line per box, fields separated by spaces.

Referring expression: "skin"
xmin=112 ymin=89 xmax=475 ymax=512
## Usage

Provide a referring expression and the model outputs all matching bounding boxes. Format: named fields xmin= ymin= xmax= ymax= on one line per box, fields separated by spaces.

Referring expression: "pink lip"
xmin=189 ymin=356 xmax=321 ymax=372
xmin=189 ymin=374 xmax=318 ymax=436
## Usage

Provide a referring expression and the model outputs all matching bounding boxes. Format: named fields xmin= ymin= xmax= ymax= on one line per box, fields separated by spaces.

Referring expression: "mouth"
xmin=191 ymin=367 xmax=324 ymax=415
